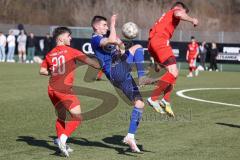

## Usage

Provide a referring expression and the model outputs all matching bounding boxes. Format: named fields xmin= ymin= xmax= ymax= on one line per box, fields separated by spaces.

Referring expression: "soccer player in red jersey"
xmin=147 ymin=1 xmax=198 ymax=117
xmin=186 ymin=36 xmax=199 ymax=77
xmin=39 ymin=27 xmax=100 ymax=157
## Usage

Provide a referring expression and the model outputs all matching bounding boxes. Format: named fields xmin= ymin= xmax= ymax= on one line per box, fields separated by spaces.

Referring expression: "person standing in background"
xmin=0 ymin=32 xmax=7 ymax=62
xmin=17 ymin=30 xmax=27 ymax=63
xmin=6 ymin=30 xmax=16 ymax=63
xmin=199 ymin=41 xmax=207 ymax=70
xmin=209 ymin=42 xmax=219 ymax=71
xmin=43 ymin=33 xmax=53 ymax=59
xmin=26 ymin=32 xmax=36 ymax=63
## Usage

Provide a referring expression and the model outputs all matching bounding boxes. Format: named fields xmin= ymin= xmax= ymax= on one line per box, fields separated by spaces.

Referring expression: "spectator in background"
xmin=26 ymin=32 xmax=36 ymax=63
xmin=6 ymin=30 xmax=16 ymax=62
xmin=209 ymin=42 xmax=219 ymax=71
xmin=238 ymin=49 xmax=240 ymax=61
xmin=17 ymin=24 xmax=25 ymax=31
xmin=0 ymin=32 xmax=7 ymax=62
xmin=199 ymin=41 xmax=207 ymax=70
xmin=17 ymin=30 xmax=27 ymax=63
xmin=43 ymin=33 xmax=53 ymax=59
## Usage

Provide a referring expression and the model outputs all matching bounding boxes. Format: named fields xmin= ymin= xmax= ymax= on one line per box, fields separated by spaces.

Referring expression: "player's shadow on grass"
xmin=49 ymin=136 xmax=137 ymax=157
xmin=16 ymin=136 xmax=60 ymax=156
xmin=102 ymin=135 xmax=154 ymax=154
xmin=216 ymin=122 xmax=240 ymax=129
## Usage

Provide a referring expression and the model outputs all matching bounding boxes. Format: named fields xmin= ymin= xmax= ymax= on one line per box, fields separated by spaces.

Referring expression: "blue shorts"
xmin=110 ymin=51 xmax=142 ymax=102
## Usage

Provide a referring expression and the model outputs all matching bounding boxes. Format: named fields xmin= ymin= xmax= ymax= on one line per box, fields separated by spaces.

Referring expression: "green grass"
xmin=0 ymin=63 xmax=240 ymax=160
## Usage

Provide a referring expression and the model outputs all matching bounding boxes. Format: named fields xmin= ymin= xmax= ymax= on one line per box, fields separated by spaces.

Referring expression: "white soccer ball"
xmin=122 ymin=22 xmax=139 ymax=39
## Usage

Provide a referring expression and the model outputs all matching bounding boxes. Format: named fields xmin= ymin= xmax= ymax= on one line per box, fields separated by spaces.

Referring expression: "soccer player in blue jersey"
xmin=91 ymin=15 xmax=147 ymax=152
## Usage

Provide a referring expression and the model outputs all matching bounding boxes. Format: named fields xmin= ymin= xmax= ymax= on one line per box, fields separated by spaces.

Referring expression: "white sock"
xmin=60 ymin=134 xmax=68 ymax=145
xmin=161 ymin=98 xmax=169 ymax=104
xmin=127 ymin=133 xmax=135 ymax=139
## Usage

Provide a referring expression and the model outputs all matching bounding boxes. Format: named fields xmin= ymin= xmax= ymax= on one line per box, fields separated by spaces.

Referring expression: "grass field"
xmin=0 ymin=63 xmax=240 ymax=160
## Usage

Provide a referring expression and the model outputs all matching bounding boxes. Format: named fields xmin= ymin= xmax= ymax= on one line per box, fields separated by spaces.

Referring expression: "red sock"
xmin=192 ymin=66 xmax=196 ymax=71
xmin=65 ymin=120 xmax=81 ymax=137
xmin=151 ymin=72 xmax=176 ymax=101
xmin=189 ymin=67 xmax=192 ymax=72
xmin=97 ymin=70 xmax=103 ymax=79
xmin=163 ymin=84 xmax=173 ymax=102
xmin=56 ymin=118 xmax=65 ymax=138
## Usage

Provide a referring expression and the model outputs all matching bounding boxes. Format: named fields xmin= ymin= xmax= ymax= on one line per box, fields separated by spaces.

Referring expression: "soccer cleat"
xmin=54 ymin=139 xmax=70 ymax=157
xmin=95 ymin=78 xmax=102 ymax=81
xmin=187 ymin=73 xmax=193 ymax=78
xmin=147 ymin=97 xmax=165 ymax=114
xmin=66 ymin=145 xmax=73 ymax=153
xmin=159 ymin=100 xmax=175 ymax=117
xmin=123 ymin=136 xmax=141 ymax=153
xmin=195 ymin=68 xmax=199 ymax=76
xmin=54 ymin=139 xmax=73 ymax=153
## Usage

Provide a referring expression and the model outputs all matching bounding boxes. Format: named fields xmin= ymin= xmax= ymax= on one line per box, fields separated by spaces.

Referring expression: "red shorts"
xmin=188 ymin=58 xmax=196 ymax=67
xmin=148 ymin=36 xmax=176 ymax=66
xmin=48 ymin=86 xmax=80 ymax=110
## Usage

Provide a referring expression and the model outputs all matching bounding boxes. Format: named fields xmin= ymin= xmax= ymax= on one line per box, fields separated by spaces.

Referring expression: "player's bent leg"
xmin=160 ymin=64 xmax=177 ymax=117
xmin=66 ymin=105 xmax=82 ymax=136
xmin=128 ymin=45 xmax=156 ymax=86
xmin=148 ymin=56 xmax=177 ymax=116
xmin=57 ymin=105 xmax=82 ymax=156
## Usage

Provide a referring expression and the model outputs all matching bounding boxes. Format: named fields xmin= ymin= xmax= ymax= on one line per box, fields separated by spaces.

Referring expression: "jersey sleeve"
xmin=41 ymin=58 xmax=48 ymax=68
xmin=172 ymin=8 xmax=182 ymax=19
xmin=92 ymin=35 xmax=104 ymax=48
xmin=72 ymin=48 xmax=88 ymax=62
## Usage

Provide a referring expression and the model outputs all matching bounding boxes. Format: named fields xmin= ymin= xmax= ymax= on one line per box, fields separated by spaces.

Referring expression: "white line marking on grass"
xmin=176 ymin=88 xmax=240 ymax=108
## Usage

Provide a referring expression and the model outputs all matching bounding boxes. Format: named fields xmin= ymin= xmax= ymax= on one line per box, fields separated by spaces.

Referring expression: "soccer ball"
xmin=122 ymin=22 xmax=139 ymax=39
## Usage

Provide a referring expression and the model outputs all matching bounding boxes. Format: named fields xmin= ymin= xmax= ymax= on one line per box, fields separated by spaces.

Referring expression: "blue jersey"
xmin=91 ymin=34 xmax=118 ymax=79
xmin=91 ymin=33 xmax=142 ymax=101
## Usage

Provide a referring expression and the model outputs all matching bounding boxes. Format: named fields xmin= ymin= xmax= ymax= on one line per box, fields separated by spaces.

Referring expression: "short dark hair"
xmin=52 ymin=27 xmax=71 ymax=41
xmin=91 ymin=16 xmax=107 ymax=28
xmin=191 ymin=36 xmax=195 ymax=40
xmin=172 ymin=1 xmax=189 ymax=13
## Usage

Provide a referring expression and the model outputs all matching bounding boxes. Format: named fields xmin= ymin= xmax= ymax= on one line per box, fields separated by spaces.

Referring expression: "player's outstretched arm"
xmin=76 ymin=53 xmax=100 ymax=69
xmin=100 ymin=14 xmax=119 ymax=47
xmin=83 ymin=57 xmax=101 ymax=69
xmin=39 ymin=67 xmax=49 ymax=76
xmin=174 ymin=9 xmax=198 ymax=27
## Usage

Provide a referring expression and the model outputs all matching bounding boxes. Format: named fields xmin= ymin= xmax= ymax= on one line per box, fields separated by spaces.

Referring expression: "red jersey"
xmin=149 ymin=8 xmax=180 ymax=40
xmin=187 ymin=42 xmax=199 ymax=59
xmin=41 ymin=45 xmax=87 ymax=92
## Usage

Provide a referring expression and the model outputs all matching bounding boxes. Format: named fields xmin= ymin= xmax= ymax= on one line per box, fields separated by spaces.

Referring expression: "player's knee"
xmin=134 ymin=100 xmax=144 ymax=108
xmin=129 ymin=44 xmax=143 ymax=54
xmin=69 ymin=105 xmax=82 ymax=121
xmin=69 ymin=105 xmax=81 ymax=115
xmin=168 ymin=67 xmax=179 ymax=78
xmin=167 ymin=64 xmax=178 ymax=78
xmin=134 ymin=44 xmax=142 ymax=49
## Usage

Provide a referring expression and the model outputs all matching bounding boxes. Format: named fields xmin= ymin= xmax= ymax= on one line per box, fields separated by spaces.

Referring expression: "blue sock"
xmin=133 ymin=48 xmax=145 ymax=78
xmin=128 ymin=107 xmax=143 ymax=134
